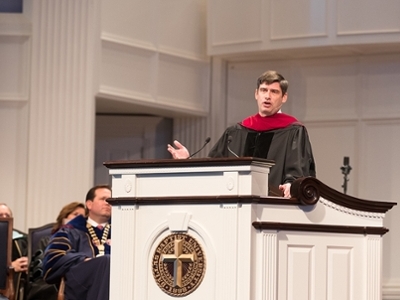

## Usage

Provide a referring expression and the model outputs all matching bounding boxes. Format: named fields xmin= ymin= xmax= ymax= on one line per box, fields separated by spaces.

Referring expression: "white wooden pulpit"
xmin=105 ymin=157 xmax=395 ymax=300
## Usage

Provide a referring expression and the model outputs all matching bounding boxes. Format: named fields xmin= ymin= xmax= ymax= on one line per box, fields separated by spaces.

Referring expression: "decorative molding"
xmin=98 ymin=85 xmax=154 ymax=103
xmin=291 ymin=177 xmax=396 ymax=213
xmin=367 ymin=236 xmax=382 ymax=300
xmin=158 ymin=45 xmax=210 ymax=63
xmin=270 ymin=33 xmax=327 ymax=41
xmin=320 ymin=198 xmax=384 ymax=220
xmin=264 ymin=232 xmax=277 ymax=300
xmin=253 ymin=221 xmax=389 ymax=236
xmin=337 ymin=29 xmax=400 ymax=36
xmin=383 ymin=279 xmax=400 ymax=300
xmin=210 ymin=38 xmax=263 ymax=48
xmin=97 ymin=86 xmax=208 ymax=117
xmin=101 ymin=32 xmax=157 ymax=52
xmin=102 ymin=32 xmax=209 ymax=62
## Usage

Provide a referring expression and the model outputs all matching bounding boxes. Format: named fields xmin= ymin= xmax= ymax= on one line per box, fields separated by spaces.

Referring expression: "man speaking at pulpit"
xmin=168 ymin=70 xmax=316 ymax=197
xmin=43 ymin=185 xmax=112 ymax=300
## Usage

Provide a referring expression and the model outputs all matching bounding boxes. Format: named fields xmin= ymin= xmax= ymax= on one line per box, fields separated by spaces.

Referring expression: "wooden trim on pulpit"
xmin=106 ymin=195 xmax=301 ymax=206
xmin=252 ymin=221 xmax=390 ymax=236
xmin=291 ymin=177 xmax=396 ymax=213
xmin=103 ymin=157 xmax=275 ymax=169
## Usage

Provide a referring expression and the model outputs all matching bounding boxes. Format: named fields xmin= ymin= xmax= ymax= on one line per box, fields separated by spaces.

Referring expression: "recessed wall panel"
xmin=359 ymin=54 xmax=400 ymax=119
xmin=360 ymin=121 xmax=400 ymax=201
xmin=287 ymin=246 xmax=313 ymax=300
xmin=209 ymin=0 xmax=262 ymax=46
xmin=293 ymin=57 xmax=358 ymax=121
xmin=101 ymin=40 xmax=155 ymax=98
xmin=277 ymin=232 xmax=365 ymax=299
xmin=0 ymin=36 xmax=29 ymax=100
xmin=101 ymin=0 xmax=156 ymax=46
xmin=158 ymin=0 xmax=207 ymax=58
xmin=158 ymin=54 xmax=209 ymax=113
xmin=337 ymin=0 xmax=400 ymax=35
xmin=327 ymin=247 xmax=352 ymax=300
xmin=270 ymin=0 xmax=327 ymax=40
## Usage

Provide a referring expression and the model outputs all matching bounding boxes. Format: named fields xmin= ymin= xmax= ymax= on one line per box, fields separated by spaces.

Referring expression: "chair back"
xmin=28 ymin=223 xmax=56 ymax=261
xmin=0 ymin=217 xmax=14 ymax=300
xmin=27 ymin=223 xmax=66 ymax=300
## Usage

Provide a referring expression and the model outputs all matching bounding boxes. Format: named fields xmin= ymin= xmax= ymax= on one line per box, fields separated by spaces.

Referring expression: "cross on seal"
xmin=161 ymin=239 xmax=195 ymax=287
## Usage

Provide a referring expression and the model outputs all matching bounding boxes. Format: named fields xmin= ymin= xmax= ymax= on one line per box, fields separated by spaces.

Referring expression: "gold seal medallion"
xmin=152 ymin=233 xmax=206 ymax=297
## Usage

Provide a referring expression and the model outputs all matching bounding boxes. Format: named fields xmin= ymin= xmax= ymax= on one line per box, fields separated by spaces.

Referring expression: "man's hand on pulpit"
xmin=279 ymin=183 xmax=291 ymax=198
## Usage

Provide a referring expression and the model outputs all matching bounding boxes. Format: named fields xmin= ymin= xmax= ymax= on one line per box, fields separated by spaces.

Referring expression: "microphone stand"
xmin=340 ymin=157 xmax=352 ymax=194
xmin=188 ymin=137 xmax=211 ymax=159
xmin=227 ymin=136 xmax=239 ymax=158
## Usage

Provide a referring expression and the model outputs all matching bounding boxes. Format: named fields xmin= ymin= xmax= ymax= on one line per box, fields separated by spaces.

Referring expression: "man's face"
xmin=255 ymin=82 xmax=287 ymax=116
xmin=0 ymin=205 xmax=12 ymax=218
xmin=86 ymin=188 xmax=112 ymax=222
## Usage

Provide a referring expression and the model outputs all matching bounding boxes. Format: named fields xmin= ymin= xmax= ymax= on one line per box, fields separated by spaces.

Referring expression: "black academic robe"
xmin=208 ymin=123 xmax=316 ymax=188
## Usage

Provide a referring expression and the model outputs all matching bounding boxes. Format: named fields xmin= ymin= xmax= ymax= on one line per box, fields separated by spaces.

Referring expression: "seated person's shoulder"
xmin=13 ymin=228 xmax=27 ymax=239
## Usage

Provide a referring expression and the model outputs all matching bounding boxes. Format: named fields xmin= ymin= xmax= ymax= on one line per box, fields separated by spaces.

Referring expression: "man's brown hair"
xmin=256 ymin=70 xmax=288 ymax=95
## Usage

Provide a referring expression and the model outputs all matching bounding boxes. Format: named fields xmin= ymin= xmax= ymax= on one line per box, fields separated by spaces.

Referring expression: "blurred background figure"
xmin=0 ymin=203 xmax=28 ymax=300
xmin=44 ymin=202 xmax=86 ymax=249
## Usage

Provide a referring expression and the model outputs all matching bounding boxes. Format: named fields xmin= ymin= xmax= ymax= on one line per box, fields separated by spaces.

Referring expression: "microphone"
xmin=188 ymin=137 xmax=211 ymax=158
xmin=227 ymin=136 xmax=239 ymax=158
xmin=340 ymin=156 xmax=352 ymax=194
xmin=341 ymin=156 xmax=352 ymax=175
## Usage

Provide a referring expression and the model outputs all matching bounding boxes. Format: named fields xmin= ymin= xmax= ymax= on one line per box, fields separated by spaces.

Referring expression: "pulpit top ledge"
xmin=104 ymin=157 xmax=275 ymax=198
xmin=104 ymin=157 xmax=274 ymax=173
